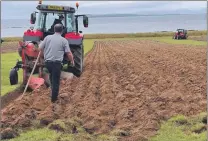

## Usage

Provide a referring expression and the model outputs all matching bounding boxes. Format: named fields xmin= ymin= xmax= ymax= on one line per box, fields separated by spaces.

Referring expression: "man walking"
xmin=39 ymin=24 xmax=74 ymax=103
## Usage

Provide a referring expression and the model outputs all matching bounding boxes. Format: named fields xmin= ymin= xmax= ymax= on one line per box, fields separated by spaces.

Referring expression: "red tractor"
xmin=173 ymin=29 xmax=188 ymax=40
xmin=9 ymin=2 xmax=89 ymax=90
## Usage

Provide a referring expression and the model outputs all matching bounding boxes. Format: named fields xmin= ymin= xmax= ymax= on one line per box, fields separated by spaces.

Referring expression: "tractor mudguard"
xmin=67 ymin=38 xmax=83 ymax=45
xmin=65 ymin=32 xmax=83 ymax=46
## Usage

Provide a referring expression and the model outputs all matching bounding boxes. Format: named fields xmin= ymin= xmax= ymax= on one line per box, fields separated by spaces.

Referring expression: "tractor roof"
xmin=177 ymin=29 xmax=186 ymax=31
xmin=36 ymin=4 xmax=75 ymax=13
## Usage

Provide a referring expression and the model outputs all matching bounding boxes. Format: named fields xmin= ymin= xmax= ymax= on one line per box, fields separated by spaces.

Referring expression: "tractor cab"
xmin=24 ymin=3 xmax=89 ymax=42
xmin=176 ymin=29 xmax=187 ymax=34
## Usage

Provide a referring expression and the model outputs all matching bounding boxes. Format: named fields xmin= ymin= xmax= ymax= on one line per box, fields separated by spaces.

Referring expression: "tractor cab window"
xmin=177 ymin=29 xmax=183 ymax=33
xmin=34 ymin=12 xmax=44 ymax=30
xmin=35 ymin=11 xmax=66 ymax=33
xmin=34 ymin=11 xmax=76 ymax=36
xmin=45 ymin=12 xmax=66 ymax=32
xmin=66 ymin=13 xmax=76 ymax=32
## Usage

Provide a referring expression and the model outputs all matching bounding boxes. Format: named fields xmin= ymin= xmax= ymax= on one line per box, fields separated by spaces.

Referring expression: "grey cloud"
xmin=1 ymin=1 xmax=206 ymax=19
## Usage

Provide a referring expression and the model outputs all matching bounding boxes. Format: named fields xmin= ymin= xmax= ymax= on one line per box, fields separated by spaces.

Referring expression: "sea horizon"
xmin=1 ymin=14 xmax=206 ymax=37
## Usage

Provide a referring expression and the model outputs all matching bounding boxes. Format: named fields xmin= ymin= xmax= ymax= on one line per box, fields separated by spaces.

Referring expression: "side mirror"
xmin=83 ymin=15 xmax=88 ymax=28
xmin=79 ymin=31 xmax=82 ymax=33
xmin=30 ymin=12 xmax=36 ymax=24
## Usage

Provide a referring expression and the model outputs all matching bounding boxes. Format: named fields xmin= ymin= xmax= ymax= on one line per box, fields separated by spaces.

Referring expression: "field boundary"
xmin=2 ymin=30 xmax=207 ymax=42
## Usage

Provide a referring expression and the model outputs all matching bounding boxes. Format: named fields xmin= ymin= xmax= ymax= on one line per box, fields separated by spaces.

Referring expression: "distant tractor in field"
xmin=173 ymin=29 xmax=188 ymax=40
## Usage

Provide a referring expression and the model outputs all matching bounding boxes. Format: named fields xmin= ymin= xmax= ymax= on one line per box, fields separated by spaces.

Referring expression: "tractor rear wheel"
xmin=176 ymin=36 xmax=179 ymax=40
xmin=68 ymin=44 xmax=84 ymax=77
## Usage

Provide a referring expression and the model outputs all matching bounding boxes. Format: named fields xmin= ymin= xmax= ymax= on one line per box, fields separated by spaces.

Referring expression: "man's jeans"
xmin=45 ymin=61 xmax=62 ymax=102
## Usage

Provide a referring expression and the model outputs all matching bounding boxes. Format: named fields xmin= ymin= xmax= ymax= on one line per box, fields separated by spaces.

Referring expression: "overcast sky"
xmin=1 ymin=1 xmax=206 ymax=19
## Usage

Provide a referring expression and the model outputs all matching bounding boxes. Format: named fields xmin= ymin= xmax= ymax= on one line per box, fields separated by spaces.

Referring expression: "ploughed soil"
xmin=188 ymin=35 xmax=207 ymax=41
xmin=1 ymin=40 xmax=206 ymax=140
xmin=1 ymin=42 xmax=19 ymax=53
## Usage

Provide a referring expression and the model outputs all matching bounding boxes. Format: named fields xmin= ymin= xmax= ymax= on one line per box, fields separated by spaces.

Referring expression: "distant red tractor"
xmin=9 ymin=1 xmax=89 ymax=90
xmin=173 ymin=29 xmax=188 ymax=40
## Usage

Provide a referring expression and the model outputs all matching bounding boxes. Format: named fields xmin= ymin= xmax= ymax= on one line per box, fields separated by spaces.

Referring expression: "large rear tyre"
xmin=176 ymin=36 xmax=179 ymax=40
xmin=68 ymin=44 xmax=84 ymax=77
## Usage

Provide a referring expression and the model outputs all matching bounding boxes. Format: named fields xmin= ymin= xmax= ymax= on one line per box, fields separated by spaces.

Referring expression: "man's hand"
xmin=38 ymin=48 xmax=44 ymax=58
xmin=71 ymin=60 xmax=75 ymax=67
xmin=66 ymin=52 xmax=75 ymax=67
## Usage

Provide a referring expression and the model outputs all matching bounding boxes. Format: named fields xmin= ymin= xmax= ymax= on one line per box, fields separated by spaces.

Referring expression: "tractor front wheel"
xmin=9 ymin=68 xmax=18 ymax=85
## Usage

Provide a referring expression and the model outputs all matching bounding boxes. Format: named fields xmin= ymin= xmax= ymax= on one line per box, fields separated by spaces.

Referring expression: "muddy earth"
xmin=188 ymin=35 xmax=206 ymax=41
xmin=1 ymin=40 xmax=206 ymax=140
xmin=1 ymin=42 xmax=19 ymax=53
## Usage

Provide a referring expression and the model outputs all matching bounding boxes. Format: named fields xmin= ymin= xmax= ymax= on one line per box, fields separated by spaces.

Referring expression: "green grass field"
xmin=1 ymin=32 xmax=207 ymax=141
xmin=1 ymin=53 xmax=22 ymax=95
xmin=4 ymin=118 xmax=118 ymax=141
xmin=2 ymin=30 xmax=206 ymax=41
xmin=150 ymin=113 xmax=207 ymax=141
xmin=150 ymin=36 xmax=206 ymax=46
xmin=3 ymin=113 xmax=206 ymax=141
